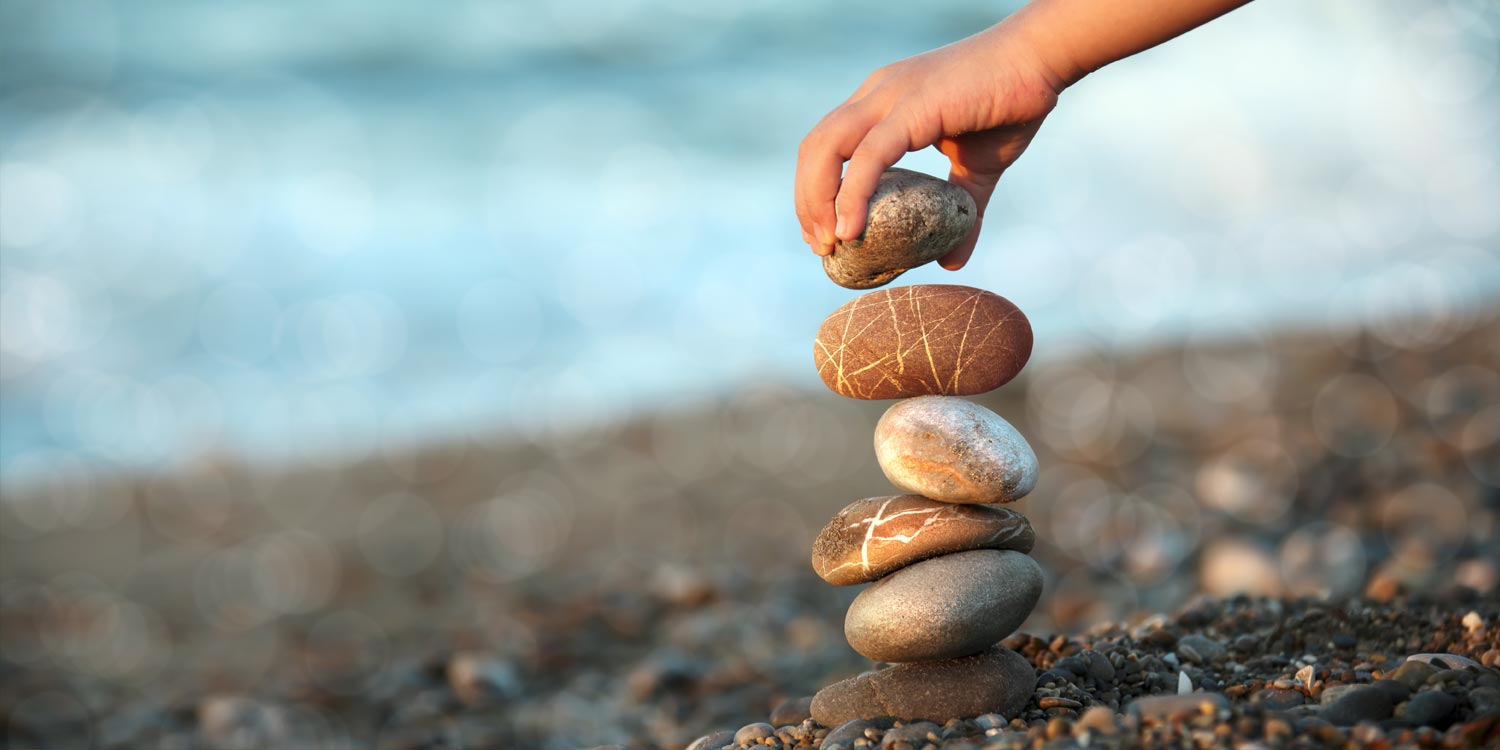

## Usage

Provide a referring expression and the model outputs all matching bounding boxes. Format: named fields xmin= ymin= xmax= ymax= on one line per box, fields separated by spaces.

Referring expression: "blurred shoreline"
xmin=5 ymin=295 xmax=1498 ymax=489
xmin=6 ymin=0 xmax=1499 ymax=477
xmin=3 ymin=310 xmax=1497 ymax=746
xmin=4 ymin=308 xmax=1496 ymax=590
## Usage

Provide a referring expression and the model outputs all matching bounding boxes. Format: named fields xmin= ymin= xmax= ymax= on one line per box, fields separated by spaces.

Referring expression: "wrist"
xmin=990 ymin=2 xmax=1091 ymax=92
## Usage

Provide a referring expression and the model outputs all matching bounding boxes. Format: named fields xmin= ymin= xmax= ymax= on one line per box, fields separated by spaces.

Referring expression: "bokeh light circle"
xmin=3 ymin=689 xmax=93 ymax=749
xmin=453 ymin=484 xmax=572 ymax=583
xmin=1280 ymin=521 xmax=1367 ymax=598
xmin=1195 ymin=438 xmax=1299 ymax=526
xmin=357 ymin=492 xmax=445 ymax=578
xmin=1312 ymin=372 xmax=1400 ymax=457
xmin=1380 ymin=482 xmax=1471 ymax=565
xmin=251 ymin=529 xmax=341 ymax=615
xmin=457 ymin=277 xmax=542 ymax=365
xmin=303 ymin=611 xmax=389 ymax=697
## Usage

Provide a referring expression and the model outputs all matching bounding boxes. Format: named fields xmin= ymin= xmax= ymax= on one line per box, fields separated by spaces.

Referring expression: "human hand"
xmin=795 ymin=22 xmax=1064 ymax=270
xmin=795 ymin=0 xmax=1251 ymax=270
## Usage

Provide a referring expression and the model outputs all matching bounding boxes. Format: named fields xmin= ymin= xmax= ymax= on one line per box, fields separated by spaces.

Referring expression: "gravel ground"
xmin=2 ymin=313 xmax=1497 ymax=749
xmin=708 ymin=593 xmax=1500 ymax=750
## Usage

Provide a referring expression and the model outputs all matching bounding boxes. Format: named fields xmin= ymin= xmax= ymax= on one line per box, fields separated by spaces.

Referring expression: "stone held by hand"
xmin=822 ymin=168 xmax=976 ymax=290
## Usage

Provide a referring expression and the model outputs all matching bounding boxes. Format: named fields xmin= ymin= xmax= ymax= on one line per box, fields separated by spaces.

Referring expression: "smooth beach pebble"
xmin=844 ymin=549 xmax=1042 ymax=663
xmin=1403 ymin=690 xmax=1459 ymax=727
xmin=733 ymin=722 xmax=774 ymax=744
xmin=874 ymin=396 xmax=1038 ymax=504
xmin=822 ymin=168 xmax=976 ymax=290
xmin=810 ymin=646 xmax=1035 ymax=725
xmin=820 ymin=718 xmax=880 ymax=749
xmin=768 ymin=695 xmax=813 ymax=726
xmin=1322 ymin=685 xmax=1395 ymax=726
xmin=813 ymin=285 xmax=1032 ymax=400
xmin=684 ymin=729 xmax=734 ymax=750
xmin=1175 ymin=634 xmax=1228 ymax=665
xmin=811 ymin=495 xmax=1034 ymax=586
xmin=1405 ymin=653 xmax=1484 ymax=670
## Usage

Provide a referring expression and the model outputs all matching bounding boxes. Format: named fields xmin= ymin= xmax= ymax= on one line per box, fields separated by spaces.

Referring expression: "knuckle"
xmin=866 ymin=63 xmax=895 ymax=85
xmin=796 ymin=133 xmax=818 ymax=158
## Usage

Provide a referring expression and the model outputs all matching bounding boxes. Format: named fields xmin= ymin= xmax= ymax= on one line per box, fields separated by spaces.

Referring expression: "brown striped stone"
xmin=810 ymin=495 xmax=1034 ymax=586
xmin=813 ymin=285 xmax=1032 ymax=400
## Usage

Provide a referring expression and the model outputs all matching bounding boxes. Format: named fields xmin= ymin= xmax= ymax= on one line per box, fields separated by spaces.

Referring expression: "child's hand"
xmin=795 ymin=24 xmax=1063 ymax=270
xmin=795 ymin=0 xmax=1251 ymax=270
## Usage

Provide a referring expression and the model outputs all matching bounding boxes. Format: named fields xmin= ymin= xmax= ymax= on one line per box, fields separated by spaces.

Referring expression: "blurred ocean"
xmin=1 ymin=0 xmax=1497 ymax=479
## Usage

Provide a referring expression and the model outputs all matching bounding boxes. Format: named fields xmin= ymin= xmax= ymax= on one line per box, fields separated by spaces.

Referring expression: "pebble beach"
xmin=3 ymin=308 xmax=1497 ymax=749
xmin=4 ymin=0 xmax=1499 ymax=746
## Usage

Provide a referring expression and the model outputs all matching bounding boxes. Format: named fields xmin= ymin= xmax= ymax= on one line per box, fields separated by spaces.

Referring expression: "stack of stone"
xmin=807 ymin=169 xmax=1043 ymax=726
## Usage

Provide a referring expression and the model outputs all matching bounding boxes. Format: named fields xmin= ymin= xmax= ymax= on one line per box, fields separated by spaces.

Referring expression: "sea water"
xmin=1 ymin=0 xmax=1497 ymax=478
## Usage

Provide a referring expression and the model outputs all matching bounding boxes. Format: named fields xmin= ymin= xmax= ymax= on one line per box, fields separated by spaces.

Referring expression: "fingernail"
xmin=834 ymin=216 xmax=847 ymax=239
xmin=815 ymin=225 xmax=835 ymax=248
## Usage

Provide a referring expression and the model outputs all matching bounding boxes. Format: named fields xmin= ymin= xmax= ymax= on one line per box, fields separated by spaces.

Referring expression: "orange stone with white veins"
xmin=810 ymin=495 xmax=1035 ymax=586
xmin=813 ymin=285 xmax=1032 ymax=400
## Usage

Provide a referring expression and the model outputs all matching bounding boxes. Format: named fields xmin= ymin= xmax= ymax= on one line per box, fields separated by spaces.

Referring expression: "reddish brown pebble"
xmin=810 ymin=495 xmax=1034 ymax=586
xmin=813 ymin=285 xmax=1032 ymax=400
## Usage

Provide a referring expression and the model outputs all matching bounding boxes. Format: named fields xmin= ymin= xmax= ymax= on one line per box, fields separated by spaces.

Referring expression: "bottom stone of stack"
xmin=810 ymin=646 xmax=1035 ymax=726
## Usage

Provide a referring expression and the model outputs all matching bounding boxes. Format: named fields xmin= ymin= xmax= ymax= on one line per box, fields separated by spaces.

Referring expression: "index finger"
xmin=795 ymin=105 xmax=874 ymax=255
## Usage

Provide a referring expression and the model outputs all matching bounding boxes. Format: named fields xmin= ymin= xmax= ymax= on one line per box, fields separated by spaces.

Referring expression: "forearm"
xmin=998 ymin=0 xmax=1252 ymax=89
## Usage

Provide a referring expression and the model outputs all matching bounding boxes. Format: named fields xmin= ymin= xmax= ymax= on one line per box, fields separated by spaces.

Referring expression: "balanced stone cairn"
xmin=807 ymin=169 xmax=1042 ymax=726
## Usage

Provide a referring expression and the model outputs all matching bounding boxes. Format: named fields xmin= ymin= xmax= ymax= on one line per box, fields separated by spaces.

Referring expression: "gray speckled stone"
xmin=845 ymin=549 xmax=1042 ymax=663
xmin=823 ymin=168 xmax=976 ymax=290
xmin=811 ymin=647 xmax=1034 ymax=725
xmin=875 ymin=396 xmax=1038 ymax=504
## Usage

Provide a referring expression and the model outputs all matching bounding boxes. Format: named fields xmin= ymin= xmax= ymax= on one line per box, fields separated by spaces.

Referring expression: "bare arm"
xmin=794 ymin=0 xmax=1251 ymax=269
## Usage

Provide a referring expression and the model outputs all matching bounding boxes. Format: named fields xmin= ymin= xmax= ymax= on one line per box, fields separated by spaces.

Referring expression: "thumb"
xmin=940 ymin=169 xmax=998 ymax=271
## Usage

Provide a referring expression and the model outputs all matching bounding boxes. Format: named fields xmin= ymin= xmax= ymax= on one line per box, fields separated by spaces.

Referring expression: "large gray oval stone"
xmin=823 ymin=168 xmax=976 ymax=290
xmin=876 ymin=396 xmax=1038 ymax=504
xmin=811 ymin=647 xmax=1035 ymax=725
xmin=844 ymin=549 xmax=1042 ymax=663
